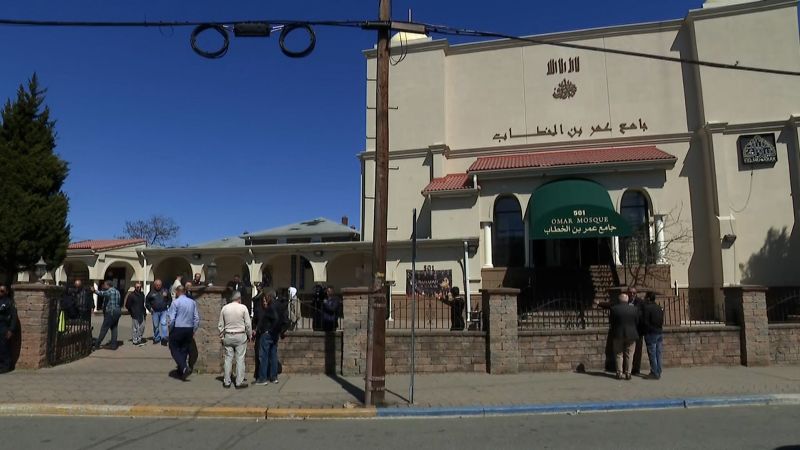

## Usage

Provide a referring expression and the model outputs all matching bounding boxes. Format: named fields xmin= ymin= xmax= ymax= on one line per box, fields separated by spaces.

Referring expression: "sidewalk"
xmin=2 ymin=334 xmax=799 ymax=411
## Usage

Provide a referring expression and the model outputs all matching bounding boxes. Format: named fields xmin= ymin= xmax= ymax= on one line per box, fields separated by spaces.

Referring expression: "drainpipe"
xmin=463 ymin=240 xmax=471 ymax=323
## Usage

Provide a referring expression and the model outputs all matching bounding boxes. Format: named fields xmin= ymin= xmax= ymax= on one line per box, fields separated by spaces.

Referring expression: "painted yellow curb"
xmin=266 ymin=407 xmax=377 ymax=419
xmin=129 ymin=405 xmax=266 ymax=418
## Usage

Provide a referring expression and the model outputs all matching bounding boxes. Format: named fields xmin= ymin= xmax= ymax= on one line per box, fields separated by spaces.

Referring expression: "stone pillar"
xmin=480 ymin=288 xmax=520 ymax=374
xmin=724 ymin=286 xmax=770 ymax=367
xmin=191 ymin=286 xmax=227 ymax=374
xmin=13 ymin=284 xmax=63 ymax=369
xmin=341 ymin=287 xmax=370 ymax=376
xmin=481 ymin=222 xmax=493 ymax=268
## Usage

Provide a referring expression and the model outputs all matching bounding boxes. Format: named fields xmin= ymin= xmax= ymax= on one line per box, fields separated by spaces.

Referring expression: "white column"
xmin=481 ymin=221 xmax=493 ymax=268
xmin=613 ymin=236 xmax=621 ymax=265
xmin=654 ymin=214 xmax=666 ymax=264
xmin=463 ymin=241 xmax=471 ymax=322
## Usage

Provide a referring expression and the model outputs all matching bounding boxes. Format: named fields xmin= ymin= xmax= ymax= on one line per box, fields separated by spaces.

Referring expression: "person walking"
xmin=253 ymin=290 xmax=286 ymax=385
xmin=125 ymin=283 xmax=146 ymax=346
xmin=0 ymin=285 xmax=18 ymax=374
xmin=218 ymin=291 xmax=252 ymax=389
xmin=146 ymin=279 xmax=171 ymax=346
xmin=609 ymin=293 xmax=640 ymax=380
xmin=166 ymin=285 xmax=200 ymax=381
xmin=641 ymin=291 xmax=665 ymax=380
xmin=93 ymin=280 xmax=122 ymax=350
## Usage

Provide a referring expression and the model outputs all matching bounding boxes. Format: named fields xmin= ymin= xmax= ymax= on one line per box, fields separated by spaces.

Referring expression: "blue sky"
xmin=1 ymin=0 xmax=705 ymax=245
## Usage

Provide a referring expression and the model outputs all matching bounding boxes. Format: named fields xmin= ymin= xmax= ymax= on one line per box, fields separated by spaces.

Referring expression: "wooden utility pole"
xmin=365 ymin=0 xmax=391 ymax=406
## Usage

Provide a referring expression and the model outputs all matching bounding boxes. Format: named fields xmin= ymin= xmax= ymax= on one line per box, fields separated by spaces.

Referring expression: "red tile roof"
xmin=422 ymin=173 xmax=472 ymax=194
xmin=68 ymin=239 xmax=145 ymax=251
xmin=468 ymin=146 xmax=676 ymax=172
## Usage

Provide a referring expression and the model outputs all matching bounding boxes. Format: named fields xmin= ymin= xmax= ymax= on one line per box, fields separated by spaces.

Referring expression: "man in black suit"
xmin=227 ymin=276 xmax=252 ymax=316
xmin=609 ymin=293 xmax=640 ymax=380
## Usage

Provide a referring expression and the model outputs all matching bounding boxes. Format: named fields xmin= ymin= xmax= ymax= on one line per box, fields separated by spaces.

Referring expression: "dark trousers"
xmin=0 ymin=326 xmax=10 ymax=372
xmin=632 ymin=336 xmax=644 ymax=374
xmin=96 ymin=309 xmax=121 ymax=349
xmin=169 ymin=327 xmax=194 ymax=375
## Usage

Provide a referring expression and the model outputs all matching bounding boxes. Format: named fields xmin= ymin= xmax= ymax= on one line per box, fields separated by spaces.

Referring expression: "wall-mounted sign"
xmin=406 ymin=267 xmax=452 ymax=296
xmin=738 ymin=134 xmax=777 ymax=165
xmin=491 ymin=118 xmax=648 ymax=142
xmin=546 ymin=57 xmax=580 ymax=75
xmin=552 ymin=79 xmax=577 ymax=99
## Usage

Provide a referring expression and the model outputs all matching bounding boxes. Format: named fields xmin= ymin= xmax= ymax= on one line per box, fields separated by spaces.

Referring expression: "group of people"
xmin=602 ymin=287 xmax=665 ymax=380
xmin=217 ymin=284 xmax=342 ymax=388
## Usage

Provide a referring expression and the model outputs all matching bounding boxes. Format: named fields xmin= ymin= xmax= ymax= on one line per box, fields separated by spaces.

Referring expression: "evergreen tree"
xmin=0 ymin=74 xmax=70 ymax=285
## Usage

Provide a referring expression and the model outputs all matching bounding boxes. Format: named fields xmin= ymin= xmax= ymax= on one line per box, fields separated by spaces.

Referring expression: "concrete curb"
xmin=376 ymin=394 xmax=800 ymax=418
xmin=0 ymin=394 xmax=798 ymax=420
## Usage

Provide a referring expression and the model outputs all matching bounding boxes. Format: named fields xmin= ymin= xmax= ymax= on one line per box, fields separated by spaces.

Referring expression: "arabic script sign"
xmin=532 ymin=206 xmax=631 ymax=240
xmin=406 ymin=267 xmax=452 ymax=296
xmin=553 ymin=79 xmax=577 ymax=99
xmin=491 ymin=118 xmax=648 ymax=143
xmin=738 ymin=134 xmax=777 ymax=165
xmin=546 ymin=57 xmax=580 ymax=75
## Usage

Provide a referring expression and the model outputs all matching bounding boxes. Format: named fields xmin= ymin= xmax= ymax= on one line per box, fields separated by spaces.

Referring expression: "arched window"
xmin=493 ymin=196 xmax=525 ymax=268
xmin=620 ymin=191 xmax=653 ymax=265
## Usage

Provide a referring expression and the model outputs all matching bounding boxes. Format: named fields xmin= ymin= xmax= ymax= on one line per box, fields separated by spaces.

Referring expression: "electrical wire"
xmin=190 ymin=24 xmax=228 ymax=59
xmin=1 ymin=16 xmax=800 ymax=75
xmin=279 ymin=24 xmax=316 ymax=58
xmin=422 ymin=23 xmax=800 ymax=77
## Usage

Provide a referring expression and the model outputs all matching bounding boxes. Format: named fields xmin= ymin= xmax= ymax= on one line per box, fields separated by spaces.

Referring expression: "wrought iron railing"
xmin=766 ymin=288 xmax=800 ymax=324
xmin=387 ymin=294 xmax=473 ymax=330
xmin=47 ymin=296 xmax=93 ymax=366
xmin=518 ymin=296 xmax=608 ymax=330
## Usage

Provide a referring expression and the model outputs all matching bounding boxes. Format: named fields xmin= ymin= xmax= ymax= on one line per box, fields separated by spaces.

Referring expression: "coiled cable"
xmin=190 ymin=24 xmax=229 ymax=59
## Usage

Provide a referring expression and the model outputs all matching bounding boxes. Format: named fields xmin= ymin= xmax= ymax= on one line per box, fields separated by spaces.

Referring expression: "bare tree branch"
xmin=119 ymin=215 xmax=180 ymax=247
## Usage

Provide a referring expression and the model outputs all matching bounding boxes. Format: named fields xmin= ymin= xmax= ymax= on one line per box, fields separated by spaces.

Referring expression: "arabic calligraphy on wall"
xmin=547 ymin=57 xmax=580 ymax=75
xmin=492 ymin=118 xmax=649 ymax=142
xmin=737 ymin=134 xmax=778 ymax=166
xmin=552 ymin=79 xmax=577 ymax=99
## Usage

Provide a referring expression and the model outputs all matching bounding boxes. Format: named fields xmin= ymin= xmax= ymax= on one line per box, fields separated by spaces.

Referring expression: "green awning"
xmin=528 ymin=179 xmax=632 ymax=240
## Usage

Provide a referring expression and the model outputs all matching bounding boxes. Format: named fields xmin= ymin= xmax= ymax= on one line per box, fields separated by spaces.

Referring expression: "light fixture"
xmin=722 ymin=234 xmax=737 ymax=244
xmin=35 ymin=257 xmax=47 ymax=283
xmin=206 ymin=261 xmax=218 ymax=286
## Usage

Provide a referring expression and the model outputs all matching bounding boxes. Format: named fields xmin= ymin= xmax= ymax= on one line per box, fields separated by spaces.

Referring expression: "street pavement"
xmin=0 ymin=315 xmax=797 ymax=410
xmin=1 ymin=406 xmax=799 ymax=449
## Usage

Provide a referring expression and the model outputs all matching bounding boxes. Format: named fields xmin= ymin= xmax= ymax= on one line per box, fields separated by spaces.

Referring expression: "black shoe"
xmin=161 ymin=341 xmax=168 ymax=346
xmin=223 ymin=383 xmax=232 ymax=389
xmin=235 ymin=383 xmax=248 ymax=389
xmin=152 ymin=340 xmax=160 ymax=345
xmin=181 ymin=367 xmax=192 ymax=381
xmin=625 ymin=373 xmax=632 ymax=380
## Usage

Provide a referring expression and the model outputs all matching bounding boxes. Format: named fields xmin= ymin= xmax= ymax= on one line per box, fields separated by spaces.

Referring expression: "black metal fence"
xmin=766 ymin=288 xmax=800 ymax=324
xmin=518 ymin=290 xmax=728 ymax=331
xmin=47 ymin=297 xmax=92 ymax=366
xmin=387 ymin=294 xmax=478 ymax=330
xmin=292 ymin=295 xmax=343 ymax=331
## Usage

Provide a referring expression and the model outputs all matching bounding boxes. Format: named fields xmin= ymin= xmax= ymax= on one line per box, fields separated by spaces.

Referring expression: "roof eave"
xmin=471 ymin=158 xmax=677 ymax=179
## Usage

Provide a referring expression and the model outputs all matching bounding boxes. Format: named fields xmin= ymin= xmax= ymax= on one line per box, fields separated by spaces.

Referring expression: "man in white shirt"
xmin=218 ymin=291 xmax=252 ymax=389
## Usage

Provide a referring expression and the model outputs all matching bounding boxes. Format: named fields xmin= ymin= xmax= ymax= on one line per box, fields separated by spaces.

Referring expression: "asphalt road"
xmin=2 ymin=405 xmax=799 ymax=450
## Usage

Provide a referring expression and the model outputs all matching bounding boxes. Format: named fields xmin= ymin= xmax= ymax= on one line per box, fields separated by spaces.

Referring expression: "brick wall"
xmin=519 ymin=326 xmax=741 ymax=372
xmin=385 ymin=330 xmax=486 ymax=373
xmin=242 ymin=331 xmax=342 ymax=374
xmin=769 ymin=324 xmax=800 ymax=364
xmin=13 ymin=284 xmax=64 ymax=369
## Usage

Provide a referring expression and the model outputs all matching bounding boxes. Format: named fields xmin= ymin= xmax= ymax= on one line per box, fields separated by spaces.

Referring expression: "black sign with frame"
xmin=738 ymin=134 xmax=778 ymax=165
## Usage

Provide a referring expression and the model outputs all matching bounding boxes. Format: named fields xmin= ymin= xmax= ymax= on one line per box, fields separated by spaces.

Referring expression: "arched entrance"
xmin=327 ymin=252 xmax=369 ymax=290
xmin=63 ymin=260 xmax=91 ymax=286
xmin=103 ymin=261 xmax=137 ymax=294
xmin=153 ymin=257 xmax=192 ymax=291
xmin=213 ymin=256 xmax=249 ymax=286
xmin=261 ymin=254 xmax=314 ymax=295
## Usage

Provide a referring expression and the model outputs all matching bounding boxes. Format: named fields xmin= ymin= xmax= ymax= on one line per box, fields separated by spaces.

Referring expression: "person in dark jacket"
xmin=641 ymin=291 xmax=665 ymax=379
xmin=71 ymin=280 xmax=94 ymax=320
xmin=253 ymin=290 xmax=287 ymax=385
xmin=322 ymin=287 xmax=342 ymax=332
xmin=227 ymin=276 xmax=252 ymax=315
xmin=628 ymin=287 xmax=645 ymax=376
xmin=0 ymin=285 xmax=18 ymax=374
xmin=125 ymin=283 xmax=147 ymax=346
xmin=609 ymin=293 xmax=640 ymax=380
xmin=146 ymin=279 xmax=171 ymax=346
xmin=437 ymin=286 xmax=466 ymax=331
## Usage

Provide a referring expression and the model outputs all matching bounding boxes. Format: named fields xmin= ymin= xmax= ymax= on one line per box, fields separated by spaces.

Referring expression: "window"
xmin=620 ymin=191 xmax=653 ymax=265
xmin=493 ymin=196 xmax=525 ymax=267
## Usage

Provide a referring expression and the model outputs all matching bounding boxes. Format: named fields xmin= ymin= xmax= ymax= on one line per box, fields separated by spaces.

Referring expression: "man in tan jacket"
xmin=218 ymin=291 xmax=252 ymax=388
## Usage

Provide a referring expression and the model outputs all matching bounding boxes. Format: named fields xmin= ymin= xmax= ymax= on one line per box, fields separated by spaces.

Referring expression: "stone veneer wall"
xmin=13 ymin=284 xmax=64 ymax=369
xmin=385 ymin=330 xmax=486 ymax=373
xmin=241 ymin=331 xmax=342 ymax=374
xmin=519 ymin=326 xmax=741 ymax=372
xmin=769 ymin=324 xmax=800 ymax=364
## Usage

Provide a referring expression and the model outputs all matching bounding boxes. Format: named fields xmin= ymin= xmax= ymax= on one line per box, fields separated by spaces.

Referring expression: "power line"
xmin=422 ymin=23 xmax=800 ymax=77
xmin=1 ymin=16 xmax=799 ymax=76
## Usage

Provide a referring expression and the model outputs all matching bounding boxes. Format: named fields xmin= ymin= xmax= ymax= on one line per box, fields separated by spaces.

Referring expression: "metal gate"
xmin=47 ymin=296 xmax=93 ymax=366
